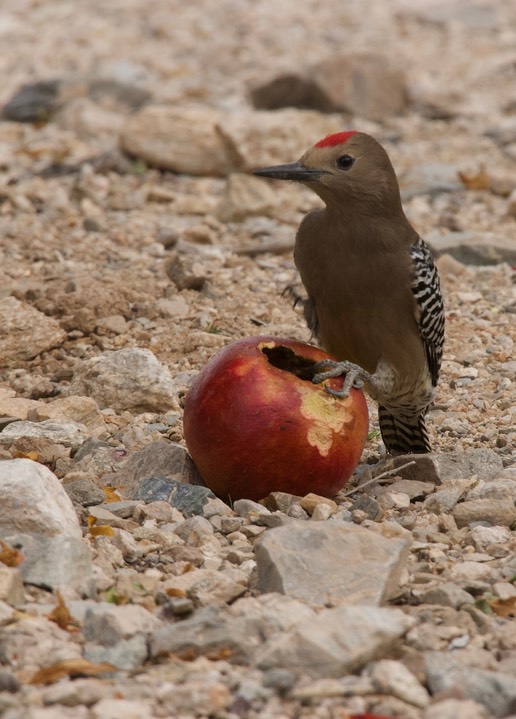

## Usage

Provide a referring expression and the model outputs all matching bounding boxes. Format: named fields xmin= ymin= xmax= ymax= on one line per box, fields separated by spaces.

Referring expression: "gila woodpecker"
xmin=254 ymin=131 xmax=445 ymax=455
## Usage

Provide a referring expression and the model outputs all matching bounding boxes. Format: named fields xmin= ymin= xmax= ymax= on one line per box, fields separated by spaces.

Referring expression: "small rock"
xmin=233 ymin=498 xmax=271 ymax=518
xmin=424 ymin=698 xmax=489 ymax=719
xmin=134 ymin=476 xmax=215 ymax=515
xmin=423 ymin=482 xmax=471 ymax=513
xmin=261 ymin=492 xmax=300 ymax=513
xmin=400 ymin=163 xmax=462 ymax=199
xmin=425 ymin=652 xmax=516 ymax=717
xmin=0 ymin=669 xmax=20 ymax=693
xmin=391 ymin=449 xmax=503 ymax=485
xmin=83 ymin=603 xmax=161 ymax=645
xmin=256 ymin=605 xmax=415 ymax=677
xmin=0 ymin=396 xmax=42 ymax=421
xmin=63 ymin=478 xmax=105 ymax=507
xmin=165 ymin=251 xmax=207 ymax=291
xmin=350 ymin=494 xmax=384 ymax=521
xmin=0 ymin=459 xmax=81 ymax=538
xmin=120 ymin=106 xmax=235 ymax=176
xmin=0 ymin=566 xmax=24 ymax=605
xmin=163 ymin=568 xmax=246 ymax=606
xmin=299 ymin=493 xmax=338 ymax=515
xmin=427 ymin=231 xmax=516 ymax=266
xmin=113 ymin=442 xmax=201 ymax=498
xmin=89 ymin=697 xmax=154 ymax=719
xmin=217 ymin=173 xmax=279 ymax=222
xmin=41 ymin=678 xmax=110 ymax=707
xmin=0 ymin=297 xmax=66 ymax=366
xmin=155 ymin=296 xmax=190 ymax=319
xmin=2 ymin=79 xmax=61 ymax=121
xmin=68 ymin=348 xmax=180 ymax=413
xmin=387 ymin=479 xmax=435 ymax=499
xmin=85 ymin=637 xmax=147 ymax=670
xmin=159 ymin=680 xmax=231 ymax=715
xmin=29 ymin=396 xmax=106 ymax=436
xmin=453 ymin=499 xmax=516 ymax=528
xmin=369 ymin=658 xmax=430 ymax=708
xmin=255 ymin=520 xmax=411 ymax=606
xmin=419 ymin=582 xmax=475 ymax=608
xmin=252 ymin=53 xmax=407 ymax=120
xmin=20 ymin=534 xmax=93 ymax=592
xmin=0 ymin=419 xmax=89 ymax=452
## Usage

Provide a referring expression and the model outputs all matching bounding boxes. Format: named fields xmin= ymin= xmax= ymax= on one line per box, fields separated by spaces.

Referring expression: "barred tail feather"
xmin=378 ymin=405 xmax=431 ymax=455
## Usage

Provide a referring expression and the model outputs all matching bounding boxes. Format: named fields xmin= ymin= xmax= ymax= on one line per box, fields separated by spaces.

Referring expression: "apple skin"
xmin=183 ymin=336 xmax=369 ymax=503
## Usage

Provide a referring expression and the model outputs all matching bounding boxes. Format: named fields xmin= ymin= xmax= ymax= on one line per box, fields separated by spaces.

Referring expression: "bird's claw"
xmin=312 ymin=360 xmax=368 ymax=398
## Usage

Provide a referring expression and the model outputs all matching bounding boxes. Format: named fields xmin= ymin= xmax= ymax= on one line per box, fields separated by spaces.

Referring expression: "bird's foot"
xmin=312 ymin=360 xmax=371 ymax=398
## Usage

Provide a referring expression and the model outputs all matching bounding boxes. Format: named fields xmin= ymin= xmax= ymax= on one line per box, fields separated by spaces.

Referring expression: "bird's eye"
xmin=336 ymin=154 xmax=355 ymax=171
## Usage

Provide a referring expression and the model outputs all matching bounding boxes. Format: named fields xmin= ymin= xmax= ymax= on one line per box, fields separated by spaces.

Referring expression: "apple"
xmin=183 ymin=336 xmax=369 ymax=502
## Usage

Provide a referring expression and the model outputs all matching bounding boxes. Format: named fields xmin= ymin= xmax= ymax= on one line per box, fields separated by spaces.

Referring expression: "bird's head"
xmin=254 ymin=131 xmax=402 ymax=214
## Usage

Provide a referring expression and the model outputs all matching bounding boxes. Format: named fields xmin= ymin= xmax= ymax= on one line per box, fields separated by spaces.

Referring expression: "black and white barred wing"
xmin=410 ymin=238 xmax=445 ymax=387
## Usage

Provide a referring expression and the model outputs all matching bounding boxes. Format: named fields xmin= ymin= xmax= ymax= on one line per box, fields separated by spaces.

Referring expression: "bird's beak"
xmin=253 ymin=162 xmax=325 ymax=183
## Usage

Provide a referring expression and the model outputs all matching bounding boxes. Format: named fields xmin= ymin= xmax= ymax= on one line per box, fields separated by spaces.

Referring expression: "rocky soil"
xmin=0 ymin=0 xmax=515 ymax=717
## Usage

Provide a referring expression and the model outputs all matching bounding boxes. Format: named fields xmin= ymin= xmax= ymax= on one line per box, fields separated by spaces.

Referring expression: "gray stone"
xmin=165 ymin=251 xmax=207 ymax=291
xmin=134 ymin=476 xmax=215 ymax=515
xmin=0 ymin=566 xmax=24 ymax=606
xmin=467 ymin=479 xmax=516 ymax=502
xmin=233 ymin=499 xmax=271 ymax=518
xmin=427 ymin=231 xmax=516 ymax=266
xmin=425 ymin=652 xmax=516 ymax=717
xmin=2 ymin=79 xmax=61 ymax=122
xmin=423 ymin=483 xmax=470 ymax=512
xmin=349 ymin=494 xmax=384 ymax=521
xmin=41 ymin=678 xmax=110 ymax=708
xmin=400 ymin=163 xmax=462 ymax=199
xmin=162 ymin=567 xmax=246 ymax=605
xmin=63 ymin=478 xmax=104 ymax=506
xmin=113 ymin=442 xmax=201 ymax=497
xmin=0 ymin=669 xmax=19 ymax=693
xmin=387 ymin=479 xmax=435 ymax=500
xmin=256 ymin=605 xmax=415 ymax=677
xmin=453 ymin=499 xmax=516 ymax=528
xmin=68 ymin=348 xmax=180 ymax=413
xmin=0 ymin=419 xmax=89 ymax=452
xmin=369 ymin=659 xmax=430 ymax=708
xmin=84 ymin=634 xmax=147 ymax=670
xmin=150 ymin=605 xmax=262 ymax=664
xmin=420 ymin=582 xmax=475 ymax=608
xmin=252 ymin=53 xmax=407 ymax=121
xmin=391 ymin=449 xmax=504 ymax=485
xmin=424 ymin=698 xmax=489 ymax=719
xmin=21 ymin=534 xmax=93 ymax=593
xmin=255 ymin=521 xmax=411 ymax=606
xmin=83 ymin=602 xmax=160 ymax=645
xmin=0 ymin=459 xmax=81 ymax=539
xmin=217 ymin=173 xmax=279 ymax=222
xmin=0 ymin=296 xmax=66 ymax=365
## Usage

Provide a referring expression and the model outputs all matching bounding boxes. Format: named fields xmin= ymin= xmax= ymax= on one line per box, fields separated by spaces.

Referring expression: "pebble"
xmin=0 ymin=297 xmax=66 ymax=365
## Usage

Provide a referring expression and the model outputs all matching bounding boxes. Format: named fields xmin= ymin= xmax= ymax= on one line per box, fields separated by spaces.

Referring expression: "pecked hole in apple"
xmin=260 ymin=345 xmax=318 ymax=382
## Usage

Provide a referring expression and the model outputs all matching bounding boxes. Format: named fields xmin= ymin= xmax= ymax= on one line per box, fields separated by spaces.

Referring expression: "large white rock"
xmin=68 ymin=348 xmax=179 ymax=413
xmin=0 ymin=459 xmax=81 ymax=539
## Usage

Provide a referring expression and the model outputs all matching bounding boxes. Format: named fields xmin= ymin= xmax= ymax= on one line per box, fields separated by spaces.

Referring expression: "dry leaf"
xmin=103 ymin=486 xmax=122 ymax=503
xmin=458 ymin=166 xmax=490 ymax=191
xmin=47 ymin=591 xmax=80 ymax=632
xmin=13 ymin=450 xmax=39 ymax=462
xmin=29 ymin=658 xmax=115 ymax=685
xmin=489 ymin=596 xmax=516 ymax=618
xmin=89 ymin=525 xmax=115 ymax=537
xmin=165 ymin=587 xmax=187 ymax=598
xmin=181 ymin=562 xmax=194 ymax=574
xmin=0 ymin=539 xmax=24 ymax=567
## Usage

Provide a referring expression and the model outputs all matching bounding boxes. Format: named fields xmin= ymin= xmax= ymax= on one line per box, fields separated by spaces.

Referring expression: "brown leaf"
xmin=458 ymin=166 xmax=490 ymax=190
xmin=489 ymin=596 xmax=516 ymax=618
xmin=47 ymin=591 xmax=81 ymax=632
xmin=103 ymin=486 xmax=122 ymax=503
xmin=13 ymin=450 xmax=39 ymax=462
xmin=89 ymin=525 xmax=115 ymax=537
xmin=29 ymin=658 xmax=115 ymax=685
xmin=165 ymin=587 xmax=187 ymax=598
xmin=0 ymin=539 xmax=24 ymax=567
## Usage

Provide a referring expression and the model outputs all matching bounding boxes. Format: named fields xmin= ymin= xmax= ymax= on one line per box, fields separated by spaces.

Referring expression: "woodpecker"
xmin=254 ymin=131 xmax=445 ymax=455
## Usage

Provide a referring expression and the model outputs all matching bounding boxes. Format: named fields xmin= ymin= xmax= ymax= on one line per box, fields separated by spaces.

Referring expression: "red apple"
xmin=183 ymin=336 xmax=369 ymax=502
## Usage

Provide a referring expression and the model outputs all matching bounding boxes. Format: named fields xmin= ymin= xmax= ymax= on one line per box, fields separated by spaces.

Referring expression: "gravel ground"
xmin=0 ymin=0 xmax=515 ymax=717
